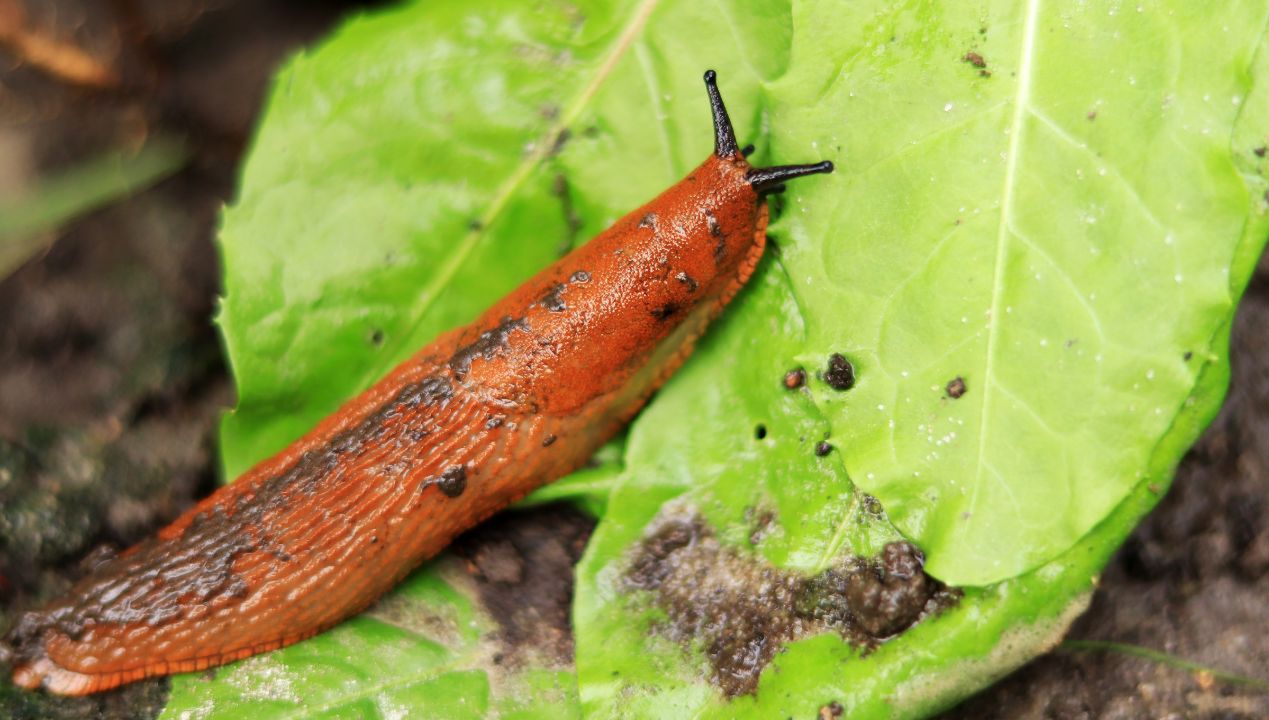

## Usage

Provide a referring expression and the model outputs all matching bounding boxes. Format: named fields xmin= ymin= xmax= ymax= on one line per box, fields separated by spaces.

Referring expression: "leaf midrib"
xmin=369 ymin=0 xmax=663 ymax=386
xmin=960 ymin=0 xmax=1043 ymax=549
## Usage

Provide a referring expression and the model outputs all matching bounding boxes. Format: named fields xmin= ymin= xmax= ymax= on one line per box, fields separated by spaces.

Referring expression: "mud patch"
xmin=624 ymin=512 xmax=959 ymax=697
xmin=452 ymin=504 xmax=594 ymax=667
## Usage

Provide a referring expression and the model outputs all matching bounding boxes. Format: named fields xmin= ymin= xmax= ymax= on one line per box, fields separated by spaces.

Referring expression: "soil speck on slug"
xmin=623 ymin=511 xmax=959 ymax=697
xmin=435 ymin=466 xmax=467 ymax=498
xmin=824 ymin=353 xmax=856 ymax=391
xmin=946 ymin=376 xmax=967 ymax=399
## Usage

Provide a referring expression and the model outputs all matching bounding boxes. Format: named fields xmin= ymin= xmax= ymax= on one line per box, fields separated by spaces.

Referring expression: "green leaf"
xmin=162 ymin=559 xmax=579 ymax=720
xmin=575 ymin=0 xmax=1269 ymax=715
xmin=197 ymin=0 xmax=1269 ymax=716
xmin=769 ymin=0 xmax=1269 ymax=584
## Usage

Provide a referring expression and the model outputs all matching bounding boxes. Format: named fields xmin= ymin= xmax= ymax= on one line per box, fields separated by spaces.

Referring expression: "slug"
xmin=6 ymin=70 xmax=832 ymax=695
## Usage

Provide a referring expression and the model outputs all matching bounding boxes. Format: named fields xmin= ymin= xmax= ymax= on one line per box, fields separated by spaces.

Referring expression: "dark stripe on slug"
xmin=325 ymin=374 xmax=452 ymax=463
xmin=449 ymin=316 xmax=529 ymax=380
xmin=540 ymin=283 xmax=567 ymax=312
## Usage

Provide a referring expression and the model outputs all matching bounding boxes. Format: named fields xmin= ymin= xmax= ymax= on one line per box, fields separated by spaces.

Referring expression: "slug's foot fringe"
xmin=12 ymin=655 xmax=120 ymax=695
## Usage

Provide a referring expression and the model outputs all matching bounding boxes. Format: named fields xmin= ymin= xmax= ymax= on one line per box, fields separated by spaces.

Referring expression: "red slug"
xmin=6 ymin=70 xmax=832 ymax=695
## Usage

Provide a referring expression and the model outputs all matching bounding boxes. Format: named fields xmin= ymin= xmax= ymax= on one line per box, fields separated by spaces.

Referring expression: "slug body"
xmin=7 ymin=71 xmax=832 ymax=695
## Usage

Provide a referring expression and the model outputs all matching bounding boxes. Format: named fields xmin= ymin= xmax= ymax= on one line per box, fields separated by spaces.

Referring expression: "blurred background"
xmin=0 ymin=1 xmax=1265 ymax=717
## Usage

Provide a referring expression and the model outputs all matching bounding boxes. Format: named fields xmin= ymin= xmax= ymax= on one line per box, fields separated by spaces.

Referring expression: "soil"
xmin=0 ymin=2 xmax=1265 ymax=718
xmin=452 ymin=504 xmax=593 ymax=668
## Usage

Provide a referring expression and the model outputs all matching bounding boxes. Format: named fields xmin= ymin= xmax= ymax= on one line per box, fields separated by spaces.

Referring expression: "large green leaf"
xmin=187 ymin=0 xmax=1269 ymax=716
xmin=770 ymin=0 xmax=1269 ymax=585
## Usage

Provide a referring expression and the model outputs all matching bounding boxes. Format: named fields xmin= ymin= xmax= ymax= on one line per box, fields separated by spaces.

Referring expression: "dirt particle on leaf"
xmin=1087 ymin=110 xmax=1098 ymax=121
xmin=819 ymin=700 xmax=845 ymax=719
xmin=1254 ymin=146 xmax=1267 ymax=158
xmin=815 ymin=441 xmax=833 ymax=457
xmin=824 ymin=353 xmax=856 ymax=391
xmin=946 ymin=376 xmax=967 ymax=399
xmin=623 ymin=510 xmax=959 ymax=697
xmin=963 ymin=51 xmax=986 ymax=68
xmin=754 ymin=424 xmax=768 ymax=440
xmin=783 ymin=367 xmax=807 ymax=390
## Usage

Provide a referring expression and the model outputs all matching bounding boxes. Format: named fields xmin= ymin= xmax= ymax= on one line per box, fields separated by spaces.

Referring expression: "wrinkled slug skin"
xmin=7 ymin=71 xmax=832 ymax=695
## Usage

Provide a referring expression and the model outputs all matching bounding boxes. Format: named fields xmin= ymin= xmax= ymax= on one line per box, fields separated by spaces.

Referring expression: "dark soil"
xmin=0 ymin=2 xmax=1265 ymax=718
xmin=452 ymin=504 xmax=593 ymax=668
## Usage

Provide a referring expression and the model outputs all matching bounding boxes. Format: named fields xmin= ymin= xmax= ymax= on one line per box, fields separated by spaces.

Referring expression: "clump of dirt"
xmin=452 ymin=504 xmax=594 ymax=668
xmin=823 ymin=353 xmax=856 ymax=391
xmin=625 ymin=512 xmax=959 ymax=697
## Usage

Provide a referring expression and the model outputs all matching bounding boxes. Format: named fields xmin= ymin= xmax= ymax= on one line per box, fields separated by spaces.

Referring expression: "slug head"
xmin=702 ymin=69 xmax=834 ymax=193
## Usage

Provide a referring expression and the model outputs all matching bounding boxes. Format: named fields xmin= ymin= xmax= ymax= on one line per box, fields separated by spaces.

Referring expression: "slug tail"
xmin=703 ymin=70 xmax=740 ymax=158
xmin=12 ymin=655 xmax=105 ymax=695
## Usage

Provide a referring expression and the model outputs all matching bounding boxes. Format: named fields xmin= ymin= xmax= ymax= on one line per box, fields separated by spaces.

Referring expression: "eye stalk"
xmin=703 ymin=69 xmax=740 ymax=158
xmin=702 ymin=70 xmax=835 ymax=192
xmin=746 ymin=161 xmax=835 ymax=192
